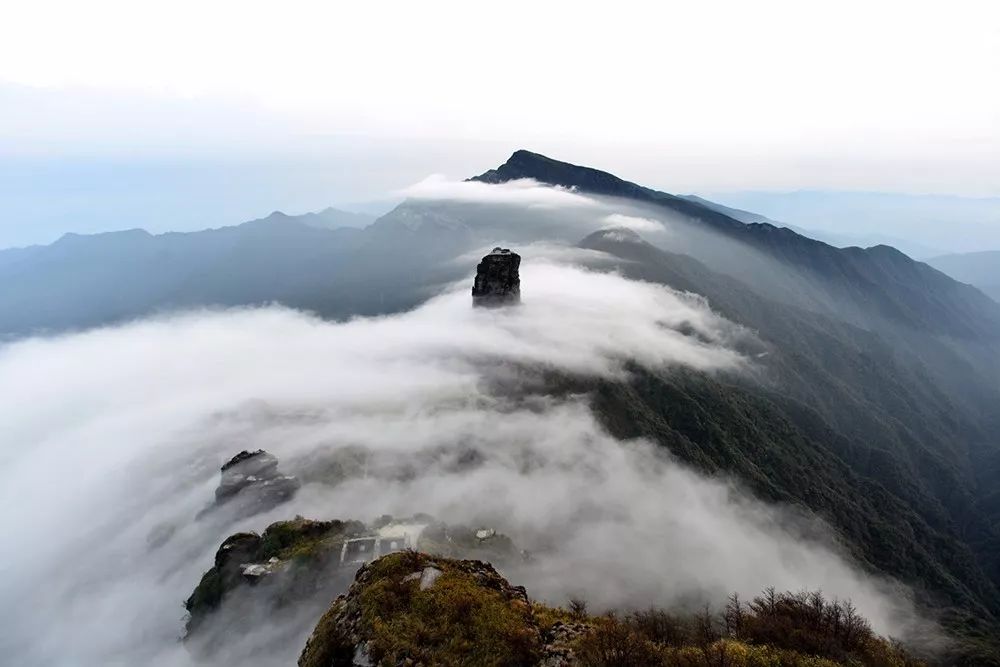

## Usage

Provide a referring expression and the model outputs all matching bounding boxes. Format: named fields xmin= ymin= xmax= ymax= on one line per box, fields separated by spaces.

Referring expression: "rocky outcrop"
xmin=472 ymin=247 xmax=521 ymax=306
xmin=188 ymin=535 xmax=918 ymax=667
xmin=184 ymin=517 xmax=365 ymax=638
xmin=298 ymin=552 xmax=541 ymax=667
xmin=212 ymin=449 xmax=300 ymax=516
xmin=184 ymin=531 xmax=264 ymax=633
xmin=184 ymin=514 xmax=521 ymax=648
xmin=296 ymin=555 xmax=924 ymax=667
xmin=297 ymin=551 xmax=602 ymax=667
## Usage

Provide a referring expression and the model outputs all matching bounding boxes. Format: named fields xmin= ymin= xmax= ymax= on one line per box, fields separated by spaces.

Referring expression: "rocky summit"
xmin=298 ymin=551 xmax=540 ymax=667
xmin=472 ymin=247 xmax=521 ymax=307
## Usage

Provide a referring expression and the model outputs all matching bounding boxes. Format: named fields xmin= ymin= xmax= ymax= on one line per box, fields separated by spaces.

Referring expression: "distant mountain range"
xmin=702 ymin=189 xmax=1000 ymax=256
xmin=926 ymin=251 xmax=1000 ymax=303
xmin=0 ymin=206 xmax=467 ymax=336
xmin=681 ymin=194 xmax=947 ymax=259
xmin=685 ymin=192 xmax=999 ymax=301
xmin=4 ymin=150 xmax=1000 ymax=660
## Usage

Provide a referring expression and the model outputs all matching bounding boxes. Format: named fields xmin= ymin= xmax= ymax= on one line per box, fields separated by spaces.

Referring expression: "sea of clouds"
xmin=0 ymin=257 xmax=925 ymax=665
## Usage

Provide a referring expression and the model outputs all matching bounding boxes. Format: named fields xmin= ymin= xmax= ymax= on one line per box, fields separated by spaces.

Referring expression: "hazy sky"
xmin=0 ymin=1 xmax=998 ymax=246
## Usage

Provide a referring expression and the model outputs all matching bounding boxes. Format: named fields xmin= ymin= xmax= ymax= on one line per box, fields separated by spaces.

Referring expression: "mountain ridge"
xmin=475 ymin=150 xmax=1000 ymax=341
xmin=927 ymin=250 xmax=1000 ymax=303
xmin=5 ymin=150 xmax=1000 ymax=660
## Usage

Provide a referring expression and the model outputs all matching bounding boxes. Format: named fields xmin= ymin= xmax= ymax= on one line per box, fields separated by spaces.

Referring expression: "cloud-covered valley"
xmin=0 ymin=259 xmax=925 ymax=665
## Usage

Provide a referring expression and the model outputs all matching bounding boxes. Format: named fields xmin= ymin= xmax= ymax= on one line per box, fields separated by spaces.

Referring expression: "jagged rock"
xmin=472 ymin=247 xmax=521 ymax=307
xmin=184 ymin=518 xmax=364 ymax=640
xmin=212 ymin=449 xmax=300 ymax=516
xmin=216 ymin=449 xmax=278 ymax=499
xmin=184 ymin=531 xmax=263 ymax=633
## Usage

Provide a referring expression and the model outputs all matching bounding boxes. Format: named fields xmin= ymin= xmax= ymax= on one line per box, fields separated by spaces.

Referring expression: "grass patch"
xmin=359 ymin=552 xmax=541 ymax=666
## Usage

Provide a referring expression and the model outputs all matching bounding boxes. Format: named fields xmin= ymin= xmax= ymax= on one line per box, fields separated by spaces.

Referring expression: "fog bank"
xmin=0 ymin=259 xmax=925 ymax=665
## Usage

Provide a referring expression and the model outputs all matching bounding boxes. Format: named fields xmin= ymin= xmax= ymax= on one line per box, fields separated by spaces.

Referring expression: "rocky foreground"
xmin=182 ymin=512 xmax=925 ymax=666
xmin=181 ymin=455 xmax=923 ymax=667
xmin=184 ymin=527 xmax=924 ymax=667
xmin=296 ymin=550 xmax=923 ymax=667
xmin=179 ymin=451 xmax=925 ymax=666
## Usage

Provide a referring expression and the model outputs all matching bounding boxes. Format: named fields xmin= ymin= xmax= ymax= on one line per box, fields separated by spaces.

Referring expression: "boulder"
xmin=472 ymin=247 xmax=521 ymax=307
xmin=213 ymin=449 xmax=300 ymax=516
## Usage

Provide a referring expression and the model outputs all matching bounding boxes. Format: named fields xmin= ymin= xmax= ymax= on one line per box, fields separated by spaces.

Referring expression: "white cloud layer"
xmin=602 ymin=213 xmax=665 ymax=232
xmin=0 ymin=260 xmax=925 ymax=665
xmin=400 ymin=175 xmax=598 ymax=209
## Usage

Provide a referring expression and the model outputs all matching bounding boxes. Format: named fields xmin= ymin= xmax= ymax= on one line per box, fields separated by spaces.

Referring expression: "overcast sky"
xmin=0 ymin=0 xmax=998 ymax=246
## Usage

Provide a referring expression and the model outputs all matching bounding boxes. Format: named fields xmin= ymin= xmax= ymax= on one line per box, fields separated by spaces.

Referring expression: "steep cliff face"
xmin=473 ymin=247 xmax=521 ymax=307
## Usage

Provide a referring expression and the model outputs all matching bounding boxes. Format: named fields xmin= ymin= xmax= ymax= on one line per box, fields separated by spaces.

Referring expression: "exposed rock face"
xmin=213 ymin=449 xmax=300 ymax=516
xmin=184 ymin=518 xmax=365 ymax=641
xmin=183 ymin=531 xmax=265 ymax=634
xmin=472 ymin=247 xmax=521 ymax=307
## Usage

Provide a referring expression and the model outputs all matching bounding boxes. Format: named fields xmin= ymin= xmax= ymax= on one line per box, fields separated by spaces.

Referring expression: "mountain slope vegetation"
xmin=474 ymin=152 xmax=1000 ymax=658
xmin=557 ymin=241 xmax=999 ymax=659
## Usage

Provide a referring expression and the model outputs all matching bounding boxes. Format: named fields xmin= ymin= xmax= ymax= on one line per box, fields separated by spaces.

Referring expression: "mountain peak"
xmin=508 ymin=148 xmax=548 ymax=162
xmin=471 ymin=150 xmax=651 ymax=200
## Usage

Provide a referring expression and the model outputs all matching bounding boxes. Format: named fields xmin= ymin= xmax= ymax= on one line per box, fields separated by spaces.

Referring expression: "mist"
xmin=0 ymin=258 xmax=928 ymax=665
xmin=401 ymin=175 xmax=599 ymax=209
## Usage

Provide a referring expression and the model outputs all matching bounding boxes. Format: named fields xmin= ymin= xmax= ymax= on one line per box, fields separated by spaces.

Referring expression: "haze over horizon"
xmin=1 ymin=0 xmax=998 ymax=248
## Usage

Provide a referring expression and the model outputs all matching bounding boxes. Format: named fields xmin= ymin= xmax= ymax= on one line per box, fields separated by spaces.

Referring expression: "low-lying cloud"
xmin=0 ymin=259 xmax=924 ymax=665
xmin=400 ymin=174 xmax=599 ymax=208
xmin=602 ymin=212 xmax=665 ymax=233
